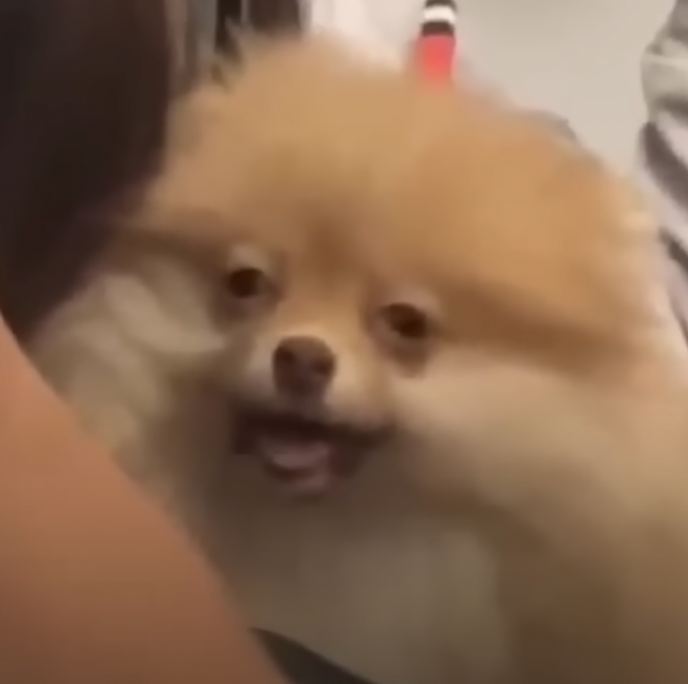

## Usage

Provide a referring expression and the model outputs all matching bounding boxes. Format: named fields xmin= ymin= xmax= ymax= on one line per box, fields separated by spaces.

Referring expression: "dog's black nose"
xmin=273 ymin=336 xmax=336 ymax=398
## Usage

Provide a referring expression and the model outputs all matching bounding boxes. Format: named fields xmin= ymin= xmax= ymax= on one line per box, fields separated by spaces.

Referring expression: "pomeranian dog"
xmin=29 ymin=38 xmax=688 ymax=684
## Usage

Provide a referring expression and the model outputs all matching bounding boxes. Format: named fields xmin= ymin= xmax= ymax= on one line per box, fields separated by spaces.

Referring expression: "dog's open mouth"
xmin=233 ymin=408 xmax=386 ymax=497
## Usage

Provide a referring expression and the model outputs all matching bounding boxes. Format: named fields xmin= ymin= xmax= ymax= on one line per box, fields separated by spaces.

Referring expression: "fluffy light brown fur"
xmin=30 ymin=38 xmax=688 ymax=683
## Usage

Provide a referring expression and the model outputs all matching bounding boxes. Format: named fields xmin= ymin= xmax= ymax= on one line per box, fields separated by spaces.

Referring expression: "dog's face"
xmin=153 ymin=204 xmax=449 ymax=497
xmin=126 ymin=39 xmax=677 ymax=499
xmin=214 ymin=228 xmax=405 ymax=497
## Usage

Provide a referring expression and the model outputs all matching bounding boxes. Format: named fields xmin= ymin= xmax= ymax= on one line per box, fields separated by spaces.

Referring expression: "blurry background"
xmin=189 ymin=0 xmax=675 ymax=170
xmin=459 ymin=0 xmax=673 ymax=170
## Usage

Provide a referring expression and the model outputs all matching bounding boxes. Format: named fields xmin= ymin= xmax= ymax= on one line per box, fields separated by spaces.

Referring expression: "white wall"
xmin=461 ymin=0 xmax=674 ymax=170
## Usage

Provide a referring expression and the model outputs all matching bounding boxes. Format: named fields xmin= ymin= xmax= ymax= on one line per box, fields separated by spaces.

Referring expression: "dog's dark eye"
xmin=224 ymin=267 xmax=271 ymax=300
xmin=378 ymin=303 xmax=430 ymax=342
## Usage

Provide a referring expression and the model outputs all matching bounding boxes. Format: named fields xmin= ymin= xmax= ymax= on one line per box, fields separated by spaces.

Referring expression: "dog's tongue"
xmin=264 ymin=439 xmax=330 ymax=470
xmin=257 ymin=436 xmax=335 ymax=496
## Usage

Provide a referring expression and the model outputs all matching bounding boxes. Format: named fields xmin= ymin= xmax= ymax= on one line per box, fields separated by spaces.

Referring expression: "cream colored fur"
xmin=30 ymin=38 xmax=688 ymax=683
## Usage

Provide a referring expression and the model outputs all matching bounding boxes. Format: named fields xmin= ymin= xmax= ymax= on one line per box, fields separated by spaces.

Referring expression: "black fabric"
xmin=257 ymin=630 xmax=380 ymax=684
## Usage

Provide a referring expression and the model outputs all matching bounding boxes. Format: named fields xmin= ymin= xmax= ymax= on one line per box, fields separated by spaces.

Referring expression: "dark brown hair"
xmin=0 ymin=0 xmax=172 ymax=337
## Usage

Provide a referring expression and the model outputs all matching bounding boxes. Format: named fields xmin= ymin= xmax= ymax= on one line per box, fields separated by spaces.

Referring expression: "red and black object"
xmin=413 ymin=0 xmax=458 ymax=83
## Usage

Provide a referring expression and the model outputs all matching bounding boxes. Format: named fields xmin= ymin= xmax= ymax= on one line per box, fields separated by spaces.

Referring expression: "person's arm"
xmin=0 ymin=321 xmax=283 ymax=684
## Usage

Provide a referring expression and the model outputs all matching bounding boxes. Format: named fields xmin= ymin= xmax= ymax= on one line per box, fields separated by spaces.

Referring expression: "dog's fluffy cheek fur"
xmin=389 ymin=352 xmax=618 ymax=511
xmin=27 ymin=251 xmax=228 ymax=484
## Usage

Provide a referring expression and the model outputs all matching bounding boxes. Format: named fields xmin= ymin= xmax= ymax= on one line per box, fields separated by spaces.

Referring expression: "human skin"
xmin=0 ymin=320 xmax=284 ymax=684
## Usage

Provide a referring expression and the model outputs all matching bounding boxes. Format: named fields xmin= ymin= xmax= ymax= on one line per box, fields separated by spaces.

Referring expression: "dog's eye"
xmin=378 ymin=303 xmax=431 ymax=342
xmin=224 ymin=266 xmax=271 ymax=301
